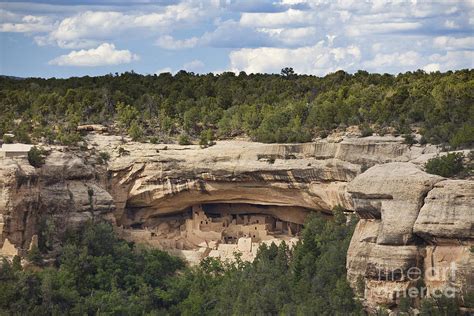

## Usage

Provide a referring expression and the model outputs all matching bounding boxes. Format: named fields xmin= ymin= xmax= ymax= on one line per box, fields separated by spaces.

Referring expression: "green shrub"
xmin=149 ymin=136 xmax=159 ymax=144
xmin=57 ymin=130 xmax=82 ymax=145
xmin=16 ymin=124 xmax=31 ymax=144
xmin=118 ymin=147 xmax=130 ymax=156
xmin=450 ymin=124 xmax=474 ymax=149
xmin=2 ymin=134 xmax=13 ymax=144
xmin=28 ymin=146 xmax=45 ymax=168
xmin=360 ymin=124 xmax=373 ymax=137
xmin=97 ymin=151 xmax=110 ymax=164
xmin=26 ymin=245 xmax=43 ymax=266
xmin=128 ymin=120 xmax=143 ymax=141
xmin=199 ymin=129 xmax=214 ymax=147
xmin=419 ymin=136 xmax=427 ymax=145
xmin=425 ymin=153 xmax=464 ymax=177
xmin=178 ymin=133 xmax=191 ymax=145
xmin=402 ymin=133 xmax=417 ymax=145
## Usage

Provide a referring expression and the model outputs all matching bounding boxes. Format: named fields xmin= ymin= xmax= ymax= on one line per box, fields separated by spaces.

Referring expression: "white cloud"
xmin=0 ymin=10 xmax=54 ymax=33
xmin=363 ymin=51 xmax=422 ymax=71
xmin=240 ymin=9 xmax=315 ymax=28
xmin=35 ymin=2 xmax=210 ymax=49
xmin=182 ymin=59 xmax=205 ymax=72
xmin=34 ymin=36 xmax=100 ymax=49
xmin=433 ymin=36 xmax=474 ymax=50
xmin=3 ymin=0 xmax=474 ymax=75
xmin=155 ymin=35 xmax=199 ymax=50
xmin=155 ymin=67 xmax=173 ymax=74
xmin=229 ymin=41 xmax=361 ymax=75
xmin=48 ymin=43 xmax=139 ymax=67
xmin=443 ymin=20 xmax=459 ymax=29
xmin=423 ymin=63 xmax=440 ymax=73
xmin=427 ymin=50 xmax=474 ymax=71
xmin=347 ymin=22 xmax=422 ymax=36
xmin=257 ymin=26 xmax=318 ymax=46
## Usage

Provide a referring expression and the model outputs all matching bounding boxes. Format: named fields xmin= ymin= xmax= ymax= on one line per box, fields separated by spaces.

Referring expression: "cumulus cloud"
xmin=157 ymin=22 xmax=320 ymax=50
xmin=240 ymin=9 xmax=315 ymax=28
xmin=257 ymin=26 xmax=319 ymax=46
xmin=3 ymin=0 xmax=474 ymax=75
xmin=363 ymin=51 xmax=422 ymax=70
xmin=30 ymin=2 xmax=212 ymax=49
xmin=444 ymin=20 xmax=459 ymax=29
xmin=433 ymin=36 xmax=474 ymax=50
xmin=423 ymin=63 xmax=440 ymax=73
xmin=347 ymin=22 xmax=422 ymax=36
xmin=0 ymin=10 xmax=54 ymax=33
xmin=48 ymin=43 xmax=139 ymax=66
xmin=427 ymin=50 xmax=474 ymax=71
xmin=182 ymin=59 xmax=205 ymax=72
xmin=229 ymin=41 xmax=361 ymax=75
xmin=155 ymin=35 xmax=199 ymax=50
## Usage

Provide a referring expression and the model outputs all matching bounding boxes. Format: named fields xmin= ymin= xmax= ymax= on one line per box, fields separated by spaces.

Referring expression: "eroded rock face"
xmin=1 ymin=135 xmax=471 ymax=313
xmin=348 ymin=162 xmax=443 ymax=245
xmin=346 ymin=163 xmax=473 ymax=312
xmin=413 ymin=180 xmax=474 ymax=242
xmin=99 ymin=137 xmax=436 ymax=227
xmin=0 ymin=152 xmax=115 ymax=256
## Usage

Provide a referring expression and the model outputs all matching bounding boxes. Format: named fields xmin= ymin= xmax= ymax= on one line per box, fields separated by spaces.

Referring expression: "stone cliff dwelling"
xmin=0 ymin=143 xmax=33 ymax=158
xmin=122 ymin=203 xmax=304 ymax=262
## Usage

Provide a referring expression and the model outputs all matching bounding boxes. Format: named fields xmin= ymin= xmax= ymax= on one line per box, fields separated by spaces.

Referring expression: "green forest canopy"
xmin=1 ymin=210 xmax=467 ymax=315
xmin=0 ymin=69 xmax=473 ymax=147
xmin=0 ymin=211 xmax=364 ymax=315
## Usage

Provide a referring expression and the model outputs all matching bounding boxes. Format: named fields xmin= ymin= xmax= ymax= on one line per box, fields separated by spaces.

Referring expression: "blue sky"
xmin=0 ymin=0 xmax=473 ymax=78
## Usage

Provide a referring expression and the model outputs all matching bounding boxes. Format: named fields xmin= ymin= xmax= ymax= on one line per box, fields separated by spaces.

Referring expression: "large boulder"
xmin=347 ymin=162 xmax=443 ymax=245
xmin=41 ymin=152 xmax=95 ymax=182
xmin=414 ymin=180 xmax=474 ymax=241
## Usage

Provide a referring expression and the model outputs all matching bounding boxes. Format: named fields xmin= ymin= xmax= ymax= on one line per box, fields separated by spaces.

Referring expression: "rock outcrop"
xmin=348 ymin=162 xmax=443 ymax=245
xmin=97 ymin=136 xmax=436 ymax=226
xmin=0 ymin=152 xmax=115 ymax=256
xmin=413 ymin=180 xmax=474 ymax=242
xmin=346 ymin=163 xmax=473 ymax=312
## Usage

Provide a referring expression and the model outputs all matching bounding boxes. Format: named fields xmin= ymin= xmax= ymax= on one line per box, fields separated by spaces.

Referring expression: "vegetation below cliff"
xmin=0 ymin=210 xmax=363 ymax=315
xmin=1 ymin=206 xmax=470 ymax=315
xmin=1 ymin=69 xmax=473 ymax=148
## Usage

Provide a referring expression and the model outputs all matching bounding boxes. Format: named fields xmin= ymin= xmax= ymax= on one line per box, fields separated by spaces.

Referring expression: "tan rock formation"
xmin=347 ymin=164 xmax=473 ymax=311
xmin=97 ymin=136 xmax=439 ymax=227
xmin=0 ymin=152 xmax=115 ymax=257
xmin=348 ymin=162 xmax=443 ymax=245
xmin=413 ymin=180 xmax=474 ymax=241
xmin=1 ymin=135 xmax=471 ymax=313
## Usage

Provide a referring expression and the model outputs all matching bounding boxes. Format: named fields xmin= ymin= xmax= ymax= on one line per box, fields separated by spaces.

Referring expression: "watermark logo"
xmin=368 ymin=262 xmax=458 ymax=299
xmin=376 ymin=262 xmax=457 ymax=282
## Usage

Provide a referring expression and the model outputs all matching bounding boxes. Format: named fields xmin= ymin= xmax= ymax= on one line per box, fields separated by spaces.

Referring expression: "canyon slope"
xmin=0 ymin=134 xmax=472 ymax=311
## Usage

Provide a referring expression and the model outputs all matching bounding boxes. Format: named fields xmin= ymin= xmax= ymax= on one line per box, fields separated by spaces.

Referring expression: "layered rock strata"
xmin=346 ymin=163 xmax=473 ymax=312
xmin=0 ymin=135 xmax=471 ymax=312
xmin=0 ymin=152 xmax=115 ymax=256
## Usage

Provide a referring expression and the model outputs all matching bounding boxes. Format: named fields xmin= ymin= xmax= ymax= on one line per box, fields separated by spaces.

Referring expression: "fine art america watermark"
xmin=366 ymin=262 xmax=459 ymax=299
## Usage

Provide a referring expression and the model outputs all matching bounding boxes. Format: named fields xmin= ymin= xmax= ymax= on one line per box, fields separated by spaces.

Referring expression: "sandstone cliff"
xmin=0 ymin=135 xmax=471 ymax=312
xmin=0 ymin=151 xmax=115 ymax=256
xmin=347 ymin=163 xmax=473 ymax=312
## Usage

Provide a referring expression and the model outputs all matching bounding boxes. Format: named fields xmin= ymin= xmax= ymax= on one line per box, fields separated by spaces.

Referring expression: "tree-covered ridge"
xmin=0 ymin=69 xmax=473 ymax=147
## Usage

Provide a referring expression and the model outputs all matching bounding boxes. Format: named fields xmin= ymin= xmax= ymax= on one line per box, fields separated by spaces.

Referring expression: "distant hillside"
xmin=0 ymin=75 xmax=25 ymax=80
